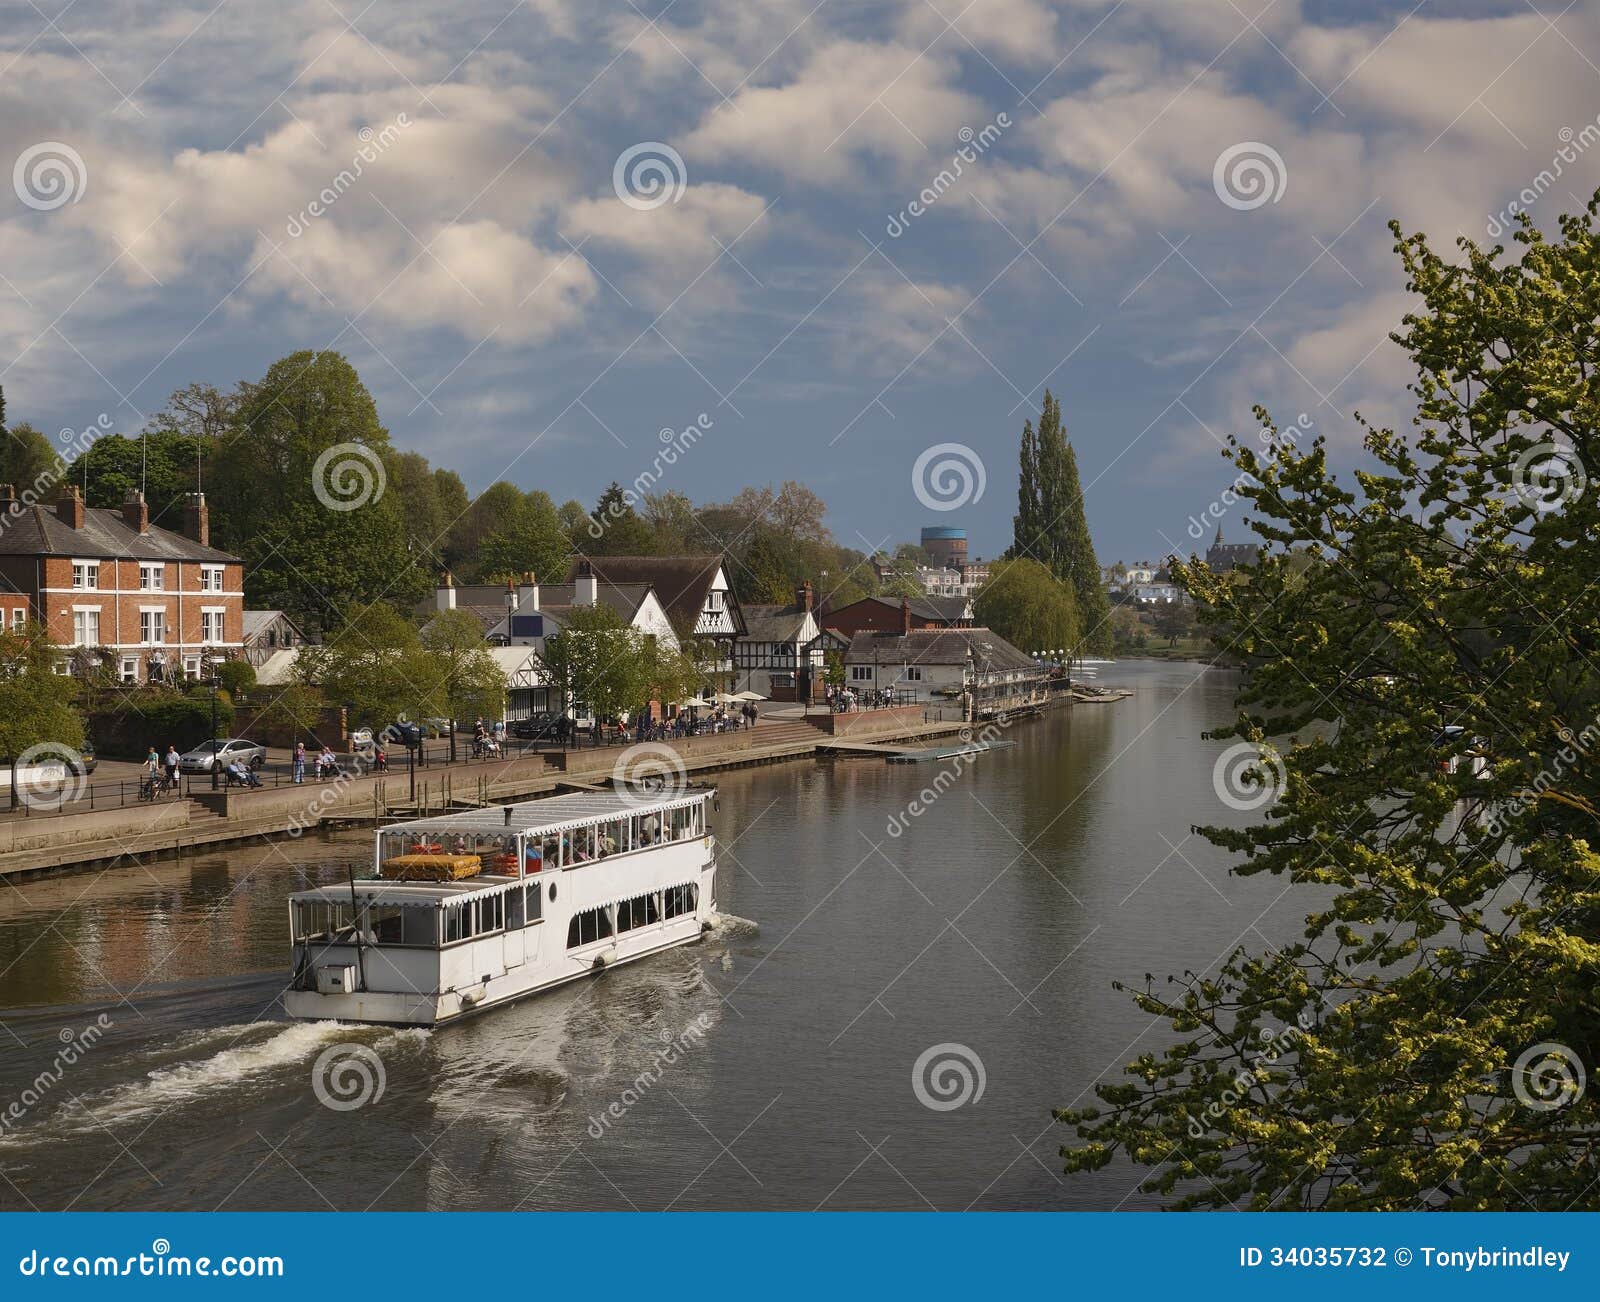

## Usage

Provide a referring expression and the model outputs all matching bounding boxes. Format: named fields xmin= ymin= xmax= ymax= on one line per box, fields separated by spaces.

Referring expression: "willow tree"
xmin=1060 ymin=198 xmax=1600 ymax=1209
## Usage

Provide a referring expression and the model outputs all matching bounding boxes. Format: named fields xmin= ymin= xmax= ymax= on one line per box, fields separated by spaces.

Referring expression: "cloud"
xmin=683 ymin=39 xmax=985 ymax=183
xmin=562 ymin=182 xmax=771 ymax=264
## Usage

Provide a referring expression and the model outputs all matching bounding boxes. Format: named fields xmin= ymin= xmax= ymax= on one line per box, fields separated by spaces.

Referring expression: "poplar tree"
xmin=1008 ymin=391 xmax=1111 ymax=654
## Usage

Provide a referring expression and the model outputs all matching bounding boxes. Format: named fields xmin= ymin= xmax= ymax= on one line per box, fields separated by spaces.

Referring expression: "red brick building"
xmin=819 ymin=593 xmax=973 ymax=639
xmin=0 ymin=485 xmax=246 ymax=684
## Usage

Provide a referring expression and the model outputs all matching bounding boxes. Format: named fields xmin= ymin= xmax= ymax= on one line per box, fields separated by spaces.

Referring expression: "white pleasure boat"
xmin=283 ymin=788 xmax=718 ymax=1026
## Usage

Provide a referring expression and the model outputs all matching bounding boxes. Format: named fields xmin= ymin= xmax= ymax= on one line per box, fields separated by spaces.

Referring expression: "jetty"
xmin=816 ymin=739 xmax=1016 ymax=763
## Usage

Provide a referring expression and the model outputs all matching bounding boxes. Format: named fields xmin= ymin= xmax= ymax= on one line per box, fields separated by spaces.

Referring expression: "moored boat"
xmin=283 ymin=788 xmax=718 ymax=1026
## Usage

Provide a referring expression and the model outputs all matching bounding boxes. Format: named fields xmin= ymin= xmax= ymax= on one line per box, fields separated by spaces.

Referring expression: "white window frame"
xmin=200 ymin=565 xmax=225 ymax=592
xmin=138 ymin=563 xmax=165 ymax=592
xmin=200 ymin=606 xmax=225 ymax=645
xmin=182 ymin=654 xmax=201 ymax=679
xmin=9 ymin=607 xmax=24 ymax=631
xmin=849 ymin=665 xmax=873 ymax=682
xmin=139 ymin=606 xmax=166 ymax=646
xmin=70 ymin=605 xmax=100 ymax=647
xmin=119 ymin=656 xmax=138 ymax=684
xmin=71 ymin=560 xmax=99 ymax=591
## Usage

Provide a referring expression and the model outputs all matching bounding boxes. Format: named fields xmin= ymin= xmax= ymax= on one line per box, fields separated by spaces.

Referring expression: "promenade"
xmin=0 ymin=707 xmax=980 ymax=879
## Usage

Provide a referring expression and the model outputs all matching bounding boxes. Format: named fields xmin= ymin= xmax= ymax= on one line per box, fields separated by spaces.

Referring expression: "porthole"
xmin=549 ymin=882 xmax=557 ymax=902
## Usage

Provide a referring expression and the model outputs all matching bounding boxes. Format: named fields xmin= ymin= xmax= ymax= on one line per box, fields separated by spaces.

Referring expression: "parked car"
xmin=512 ymin=714 xmax=557 ymax=740
xmin=179 ymin=738 xmax=266 ymax=773
xmin=386 ymin=721 xmax=423 ymax=748
xmin=421 ymin=717 xmax=454 ymax=737
xmin=68 ymin=744 xmax=97 ymax=776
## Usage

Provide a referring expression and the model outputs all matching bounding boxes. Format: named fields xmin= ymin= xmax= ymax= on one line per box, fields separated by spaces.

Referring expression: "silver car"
xmin=179 ymin=738 xmax=266 ymax=773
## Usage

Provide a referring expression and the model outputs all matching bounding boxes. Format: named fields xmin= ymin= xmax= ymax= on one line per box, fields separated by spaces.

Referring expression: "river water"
xmin=0 ymin=659 xmax=1307 ymax=1211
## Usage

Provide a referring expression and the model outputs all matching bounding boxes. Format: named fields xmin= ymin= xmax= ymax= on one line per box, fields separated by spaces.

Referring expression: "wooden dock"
xmin=816 ymin=739 xmax=1016 ymax=763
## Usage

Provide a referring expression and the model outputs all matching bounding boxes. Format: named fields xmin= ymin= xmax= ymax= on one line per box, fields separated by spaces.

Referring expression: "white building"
xmin=841 ymin=624 xmax=1047 ymax=717
xmin=733 ymin=581 xmax=827 ymax=701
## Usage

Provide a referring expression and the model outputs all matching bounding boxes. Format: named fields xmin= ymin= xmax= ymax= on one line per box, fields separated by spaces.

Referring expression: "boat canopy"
xmin=381 ymin=789 xmax=711 ymax=842
xmin=288 ymin=878 xmax=513 ymax=907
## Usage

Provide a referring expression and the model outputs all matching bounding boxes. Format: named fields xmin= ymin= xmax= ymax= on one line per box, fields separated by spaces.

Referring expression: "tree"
xmin=1151 ymin=601 xmax=1195 ymax=646
xmin=584 ymin=482 xmax=659 ymax=555
xmin=0 ymin=623 xmax=83 ymax=757
xmin=213 ymin=351 xmax=426 ymax=630
xmin=1008 ymin=391 xmax=1112 ymax=653
xmin=0 ymin=421 xmax=65 ymax=494
xmin=297 ymin=602 xmax=439 ymax=727
xmin=1061 ymin=194 xmax=1600 ymax=1210
xmin=476 ymin=490 xmax=569 ymax=584
xmin=420 ymin=609 xmax=509 ymax=755
xmin=67 ymin=430 xmax=199 ymax=524
xmin=536 ymin=603 xmax=652 ymax=737
xmin=973 ymin=557 xmax=1079 ymax=654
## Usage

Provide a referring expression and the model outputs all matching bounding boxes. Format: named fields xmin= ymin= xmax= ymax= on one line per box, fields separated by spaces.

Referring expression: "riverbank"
xmin=0 ymin=707 xmax=989 ymax=879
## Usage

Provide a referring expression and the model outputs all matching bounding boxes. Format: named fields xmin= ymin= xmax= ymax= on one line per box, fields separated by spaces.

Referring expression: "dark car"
xmin=68 ymin=744 xmax=97 ymax=776
xmin=512 ymin=714 xmax=557 ymax=740
xmin=383 ymin=722 xmax=423 ymax=748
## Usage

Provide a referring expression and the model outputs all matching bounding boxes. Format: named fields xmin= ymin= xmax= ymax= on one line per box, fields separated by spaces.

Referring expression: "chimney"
xmin=57 ymin=485 xmax=84 ymax=530
xmin=900 ymin=597 xmax=913 ymax=636
xmin=796 ymin=580 xmax=813 ymax=613
xmin=182 ymin=492 xmax=209 ymax=547
xmin=0 ymin=484 xmax=16 ymax=518
xmin=518 ymin=570 xmax=539 ymax=613
xmin=437 ymin=570 xmax=456 ymax=612
xmin=122 ymin=489 xmax=149 ymax=535
xmin=505 ymin=578 xmax=516 ymax=614
xmin=575 ymin=558 xmax=598 ymax=606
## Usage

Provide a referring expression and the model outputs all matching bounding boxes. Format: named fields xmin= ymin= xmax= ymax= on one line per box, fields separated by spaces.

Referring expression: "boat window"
xmin=366 ymin=905 xmax=405 ymax=945
xmin=507 ymin=885 xmax=525 ymax=929
xmin=479 ymin=892 xmax=504 ymax=935
xmin=616 ymin=893 xmax=660 ymax=932
xmin=566 ymin=905 xmax=614 ymax=948
xmin=295 ymin=901 xmax=356 ymax=942
xmin=443 ymin=902 xmax=470 ymax=944
xmin=405 ymin=909 xmax=439 ymax=946
xmin=663 ymin=883 xmax=698 ymax=920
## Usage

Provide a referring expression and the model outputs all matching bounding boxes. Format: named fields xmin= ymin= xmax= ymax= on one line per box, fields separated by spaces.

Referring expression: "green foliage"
xmin=475 ymin=489 xmax=569 ymax=583
xmin=419 ymin=608 xmax=509 ymax=724
xmin=215 ymin=659 xmax=257 ymax=697
xmin=537 ymin=602 xmax=656 ymax=722
xmin=298 ymin=602 xmax=438 ymax=726
xmin=0 ymin=421 xmax=65 ymax=495
xmin=0 ymin=623 xmax=83 ymax=756
xmin=583 ymin=482 xmax=660 ymax=555
xmin=1060 ymin=193 xmax=1600 ymax=1210
xmin=1009 ymin=391 xmax=1111 ymax=653
xmin=973 ymin=557 xmax=1079 ymax=654
xmin=94 ymin=688 xmax=233 ymax=757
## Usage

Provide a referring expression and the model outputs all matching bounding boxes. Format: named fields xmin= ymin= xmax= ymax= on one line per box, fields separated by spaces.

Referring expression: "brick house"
xmin=0 ymin=485 xmax=246 ymax=684
xmin=819 ymin=592 xmax=972 ymax=639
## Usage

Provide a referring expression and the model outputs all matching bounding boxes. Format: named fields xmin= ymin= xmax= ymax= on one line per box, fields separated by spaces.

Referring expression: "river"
xmin=0 ymin=659 xmax=1306 ymax=1211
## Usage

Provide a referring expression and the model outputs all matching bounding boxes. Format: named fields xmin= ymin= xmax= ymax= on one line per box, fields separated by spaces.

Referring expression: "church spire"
xmin=1212 ymin=524 xmax=1224 ymax=550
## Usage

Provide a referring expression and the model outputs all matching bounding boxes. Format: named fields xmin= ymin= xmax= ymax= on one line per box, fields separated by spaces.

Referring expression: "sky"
xmin=3 ymin=0 xmax=1600 ymax=565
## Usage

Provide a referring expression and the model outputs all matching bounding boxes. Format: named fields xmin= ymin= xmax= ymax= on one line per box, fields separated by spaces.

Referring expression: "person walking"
xmin=292 ymin=742 xmax=306 ymax=784
xmin=164 ymin=744 xmax=180 ymax=795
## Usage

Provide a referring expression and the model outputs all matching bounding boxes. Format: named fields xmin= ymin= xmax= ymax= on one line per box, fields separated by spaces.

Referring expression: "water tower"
xmin=920 ymin=526 xmax=967 ymax=568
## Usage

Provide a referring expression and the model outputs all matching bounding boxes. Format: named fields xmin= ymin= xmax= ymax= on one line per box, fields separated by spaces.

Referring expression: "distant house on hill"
xmin=1206 ymin=527 xmax=1261 ymax=573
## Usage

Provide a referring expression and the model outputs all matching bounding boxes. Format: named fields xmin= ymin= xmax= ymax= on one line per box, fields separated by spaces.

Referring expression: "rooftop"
xmin=384 ymin=787 xmax=711 ymax=839
xmin=0 ymin=501 xmax=240 ymax=563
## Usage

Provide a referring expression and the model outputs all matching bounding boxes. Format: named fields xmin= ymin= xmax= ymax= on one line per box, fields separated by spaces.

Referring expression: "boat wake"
xmin=706 ymin=912 xmax=760 ymax=937
xmin=0 ymin=1020 xmax=427 ymax=1144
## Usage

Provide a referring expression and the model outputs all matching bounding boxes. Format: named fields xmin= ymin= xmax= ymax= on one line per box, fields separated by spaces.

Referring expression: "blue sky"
xmin=3 ymin=0 xmax=1599 ymax=564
